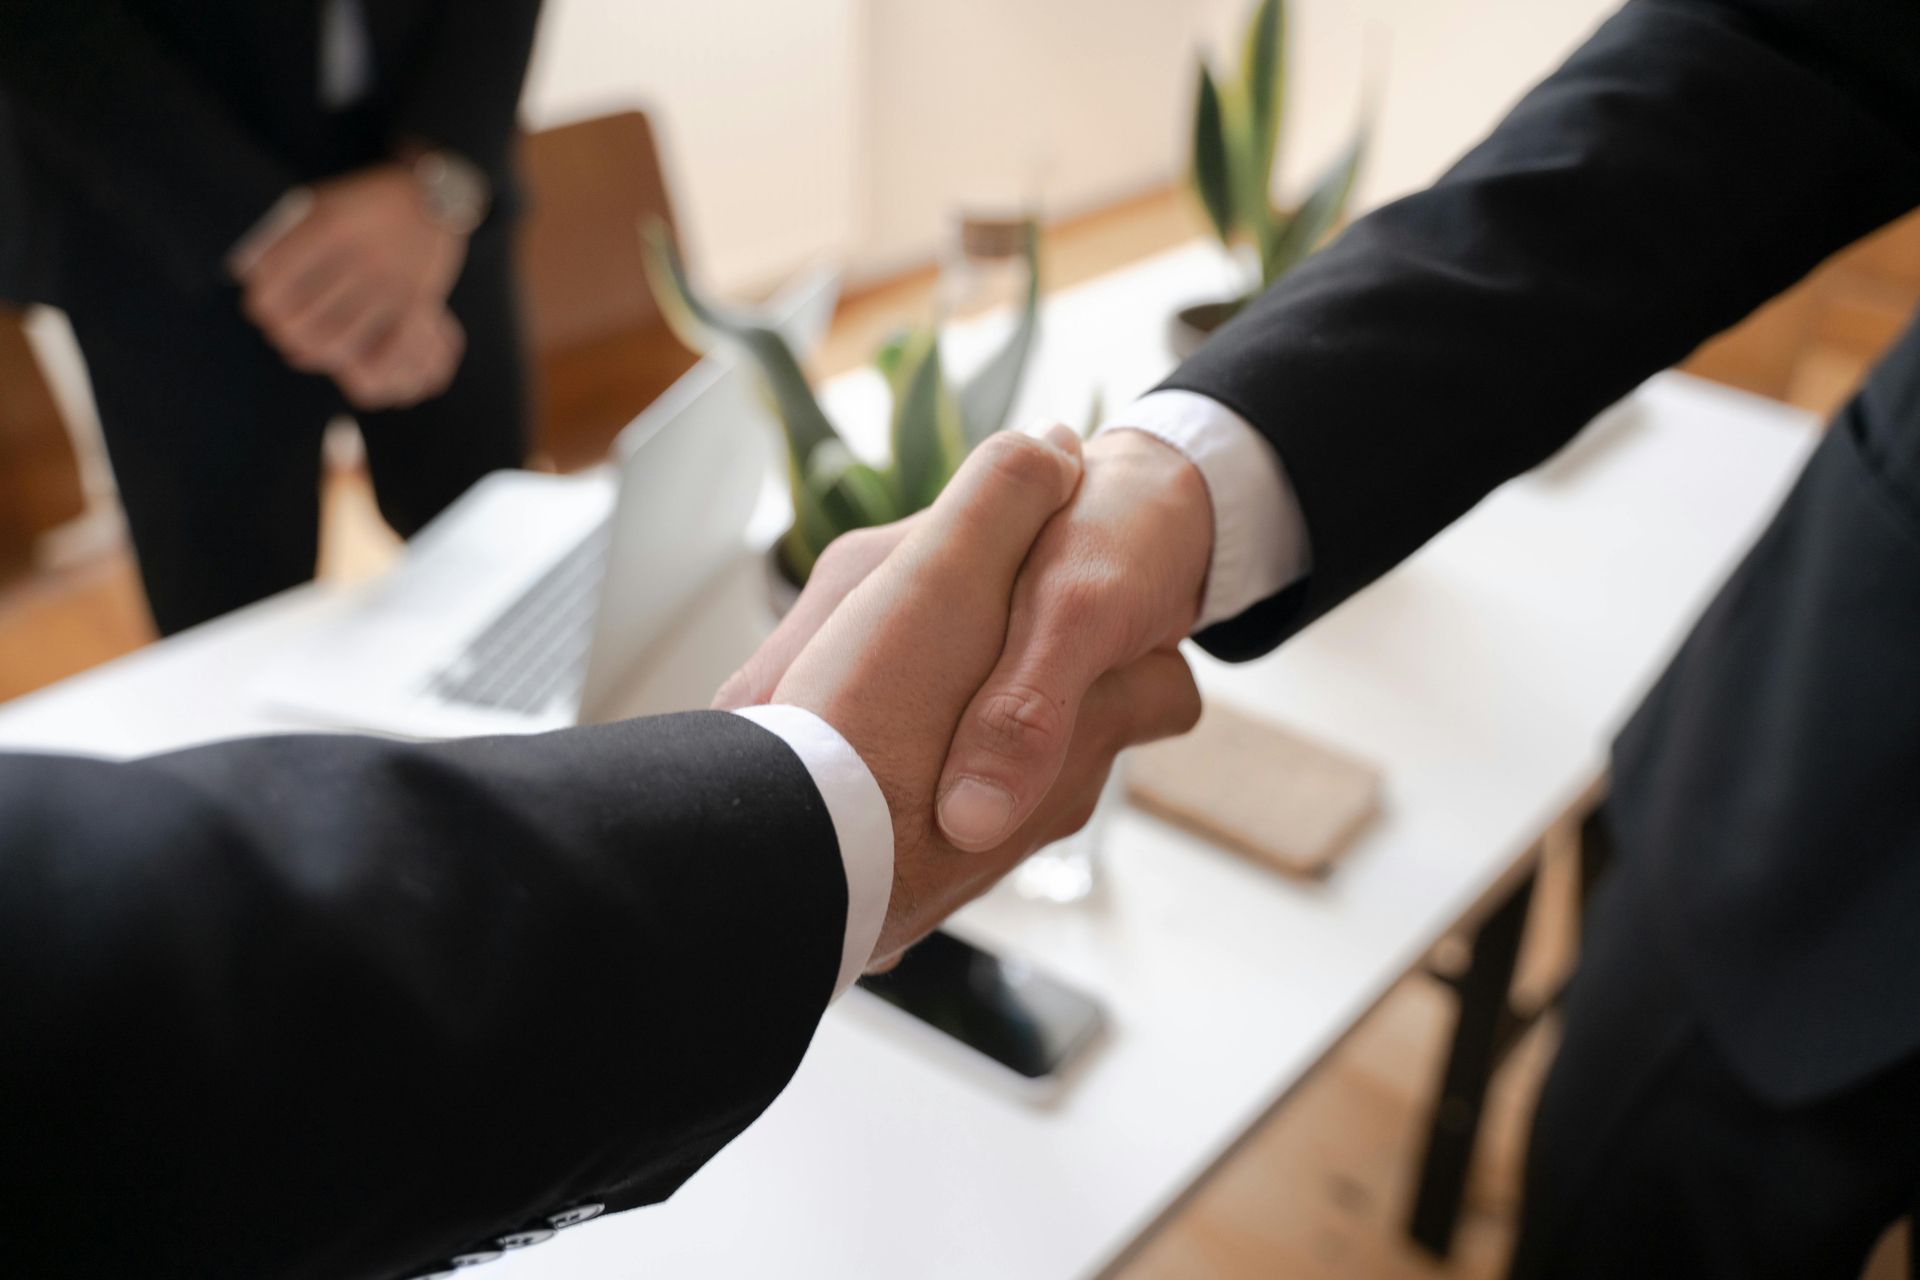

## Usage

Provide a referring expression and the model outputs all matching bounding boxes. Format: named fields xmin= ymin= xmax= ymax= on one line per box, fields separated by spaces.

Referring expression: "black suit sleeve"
xmin=0 ymin=711 xmax=850 ymax=1280
xmin=385 ymin=0 xmax=543 ymax=198
xmin=1166 ymin=0 xmax=1920 ymax=660
xmin=0 ymin=1 xmax=295 ymax=291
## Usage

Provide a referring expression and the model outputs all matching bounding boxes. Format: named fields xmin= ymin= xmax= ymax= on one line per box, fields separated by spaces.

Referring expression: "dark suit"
xmin=1167 ymin=1 xmax=1920 ymax=1273
xmin=0 ymin=2 xmax=543 ymax=635
xmin=0 ymin=712 xmax=850 ymax=1280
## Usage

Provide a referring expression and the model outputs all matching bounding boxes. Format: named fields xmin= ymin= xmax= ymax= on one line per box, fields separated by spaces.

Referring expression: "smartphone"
xmin=853 ymin=930 xmax=1108 ymax=1101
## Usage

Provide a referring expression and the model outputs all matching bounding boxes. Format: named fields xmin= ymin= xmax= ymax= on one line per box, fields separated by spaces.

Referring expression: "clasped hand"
xmin=731 ymin=426 xmax=1216 ymax=968
xmin=230 ymin=164 xmax=468 ymax=411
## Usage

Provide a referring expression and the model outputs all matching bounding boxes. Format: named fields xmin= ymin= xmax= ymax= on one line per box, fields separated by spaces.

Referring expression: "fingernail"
xmin=1042 ymin=422 xmax=1083 ymax=455
xmin=938 ymin=778 xmax=1016 ymax=847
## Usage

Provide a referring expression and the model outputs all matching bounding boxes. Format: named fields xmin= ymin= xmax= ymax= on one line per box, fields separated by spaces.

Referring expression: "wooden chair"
xmin=0 ymin=304 xmax=85 ymax=584
xmin=1684 ymin=207 xmax=1920 ymax=418
xmin=516 ymin=109 xmax=700 ymax=473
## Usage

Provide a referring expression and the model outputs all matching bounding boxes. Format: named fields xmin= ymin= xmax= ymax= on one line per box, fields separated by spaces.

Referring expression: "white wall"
xmin=523 ymin=0 xmax=865 ymax=294
xmin=1276 ymin=0 xmax=1616 ymax=209
xmin=532 ymin=0 xmax=1620 ymax=294
xmin=26 ymin=0 xmax=1625 ymax=541
xmin=855 ymin=0 xmax=1242 ymax=277
xmin=860 ymin=0 xmax=1619 ymax=273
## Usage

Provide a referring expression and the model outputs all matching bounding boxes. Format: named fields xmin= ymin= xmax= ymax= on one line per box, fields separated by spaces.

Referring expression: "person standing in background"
xmin=0 ymin=1 xmax=542 ymax=635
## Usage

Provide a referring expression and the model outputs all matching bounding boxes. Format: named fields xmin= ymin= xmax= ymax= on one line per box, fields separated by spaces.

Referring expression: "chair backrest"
xmin=518 ymin=109 xmax=681 ymax=355
xmin=516 ymin=109 xmax=701 ymax=471
xmin=0 ymin=305 xmax=84 ymax=579
xmin=1684 ymin=207 xmax=1920 ymax=417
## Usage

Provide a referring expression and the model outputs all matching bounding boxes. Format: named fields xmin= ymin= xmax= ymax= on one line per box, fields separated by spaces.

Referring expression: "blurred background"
xmin=11 ymin=0 xmax=1632 ymax=618
xmin=11 ymin=0 xmax=1913 ymax=673
xmin=4 ymin=2 xmax=1916 ymax=1275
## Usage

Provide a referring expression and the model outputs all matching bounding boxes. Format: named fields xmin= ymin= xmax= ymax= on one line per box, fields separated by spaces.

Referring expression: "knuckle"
xmin=819 ymin=526 xmax=873 ymax=567
xmin=976 ymin=431 xmax=1058 ymax=495
xmin=1043 ymin=567 xmax=1122 ymax=636
xmin=970 ymin=683 xmax=1066 ymax=767
xmin=810 ymin=534 xmax=861 ymax=584
xmin=816 ymin=522 xmax=897 ymax=581
xmin=1118 ymin=660 xmax=1203 ymax=746
xmin=1175 ymin=681 xmax=1204 ymax=733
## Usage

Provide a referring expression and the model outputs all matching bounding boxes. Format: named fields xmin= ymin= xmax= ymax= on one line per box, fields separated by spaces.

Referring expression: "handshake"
xmin=717 ymin=423 xmax=1218 ymax=969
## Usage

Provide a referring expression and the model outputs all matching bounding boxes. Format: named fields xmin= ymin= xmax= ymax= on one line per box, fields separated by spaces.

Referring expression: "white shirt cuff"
xmin=1098 ymin=389 xmax=1311 ymax=629
xmin=226 ymin=188 xmax=314 ymax=278
xmin=730 ymin=705 xmax=893 ymax=1000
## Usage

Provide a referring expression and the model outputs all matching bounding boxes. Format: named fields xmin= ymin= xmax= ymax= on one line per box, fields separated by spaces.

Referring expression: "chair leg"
xmin=1575 ymin=805 xmax=1614 ymax=919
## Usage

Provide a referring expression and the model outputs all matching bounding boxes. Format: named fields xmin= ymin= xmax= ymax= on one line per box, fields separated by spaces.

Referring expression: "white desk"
xmin=0 ymin=245 xmax=1817 ymax=1279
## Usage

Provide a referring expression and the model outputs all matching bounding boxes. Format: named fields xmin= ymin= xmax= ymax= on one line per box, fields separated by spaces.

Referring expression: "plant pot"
xmin=764 ymin=537 xmax=807 ymax=619
xmin=1167 ymin=297 xmax=1247 ymax=359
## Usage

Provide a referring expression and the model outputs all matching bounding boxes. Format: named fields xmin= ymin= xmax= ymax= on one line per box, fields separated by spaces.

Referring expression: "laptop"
xmin=254 ymin=266 xmax=840 ymax=739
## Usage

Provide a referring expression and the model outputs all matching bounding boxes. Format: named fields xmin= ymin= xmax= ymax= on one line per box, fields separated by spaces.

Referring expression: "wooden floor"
xmin=2 ymin=186 xmax=1912 ymax=1280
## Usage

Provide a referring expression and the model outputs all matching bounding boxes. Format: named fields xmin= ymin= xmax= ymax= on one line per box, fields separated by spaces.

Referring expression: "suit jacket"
xmin=1167 ymin=0 xmax=1920 ymax=1104
xmin=0 ymin=712 xmax=850 ymax=1279
xmin=0 ymin=0 xmax=541 ymax=305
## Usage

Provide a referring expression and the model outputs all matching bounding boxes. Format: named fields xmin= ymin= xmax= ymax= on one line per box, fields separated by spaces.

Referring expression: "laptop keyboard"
xmin=428 ymin=520 xmax=612 ymax=716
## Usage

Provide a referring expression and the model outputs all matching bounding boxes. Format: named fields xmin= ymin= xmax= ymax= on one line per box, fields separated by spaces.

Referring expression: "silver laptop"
xmin=254 ymin=266 xmax=840 ymax=739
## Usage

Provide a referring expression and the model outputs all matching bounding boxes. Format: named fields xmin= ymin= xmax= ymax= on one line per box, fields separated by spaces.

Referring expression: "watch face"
xmin=415 ymin=151 xmax=490 ymax=233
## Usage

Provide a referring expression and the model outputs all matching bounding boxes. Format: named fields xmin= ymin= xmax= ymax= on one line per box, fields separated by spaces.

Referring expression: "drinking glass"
xmin=1010 ymin=755 xmax=1127 ymax=904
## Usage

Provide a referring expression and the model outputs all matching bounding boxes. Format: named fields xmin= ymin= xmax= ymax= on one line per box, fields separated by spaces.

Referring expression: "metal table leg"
xmin=1407 ymin=866 xmax=1537 ymax=1259
xmin=1406 ymin=804 xmax=1615 ymax=1259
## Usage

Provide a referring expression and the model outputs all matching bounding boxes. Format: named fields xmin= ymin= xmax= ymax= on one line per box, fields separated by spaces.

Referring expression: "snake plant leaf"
xmin=888 ymin=327 xmax=967 ymax=511
xmin=783 ymin=449 xmax=840 ymax=580
xmin=874 ymin=328 xmax=912 ymax=385
xmin=831 ymin=462 xmax=901 ymax=531
xmin=956 ymin=220 xmax=1041 ymax=448
xmin=1260 ymin=109 xmax=1369 ymax=287
xmin=1082 ymin=388 xmax=1105 ymax=439
xmin=805 ymin=438 xmax=900 ymax=537
xmin=1238 ymin=0 xmax=1286 ymax=230
xmin=640 ymin=220 xmax=845 ymax=466
xmin=1190 ymin=63 xmax=1238 ymax=245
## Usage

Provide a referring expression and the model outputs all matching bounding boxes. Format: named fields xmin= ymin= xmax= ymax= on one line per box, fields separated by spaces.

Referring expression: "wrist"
xmin=730 ymin=705 xmax=894 ymax=997
xmin=1086 ymin=428 xmax=1215 ymax=628
xmin=226 ymin=188 xmax=316 ymax=279
xmin=397 ymin=146 xmax=491 ymax=237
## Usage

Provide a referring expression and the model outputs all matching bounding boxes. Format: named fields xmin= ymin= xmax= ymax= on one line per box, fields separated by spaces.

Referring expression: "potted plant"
xmin=1172 ymin=0 xmax=1373 ymax=356
xmin=642 ymin=218 xmax=1042 ymax=605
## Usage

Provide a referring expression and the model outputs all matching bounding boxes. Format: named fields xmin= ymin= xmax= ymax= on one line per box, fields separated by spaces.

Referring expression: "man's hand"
xmin=234 ymin=164 xmax=469 ymax=405
xmin=933 ymin=428 xmax=1213 ymax=849
xmin=769 ymin=428 xmax=1202 ymax=965
xmin=720 ymin=427 xmax=1216 ymax=862
xmin=330 ymin=303 xmax=466 ymax=412
xmin=712 ymin=514 xmax=922 ymax=712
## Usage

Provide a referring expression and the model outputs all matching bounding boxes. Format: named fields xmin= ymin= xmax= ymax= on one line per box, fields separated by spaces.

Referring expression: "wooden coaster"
xmin=1126 ymin=700 xmax=1383 ymax=879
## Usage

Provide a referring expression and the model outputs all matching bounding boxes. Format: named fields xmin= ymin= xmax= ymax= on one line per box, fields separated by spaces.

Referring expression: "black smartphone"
xmin=855 ymin=930 xmax=1107 ymax=1097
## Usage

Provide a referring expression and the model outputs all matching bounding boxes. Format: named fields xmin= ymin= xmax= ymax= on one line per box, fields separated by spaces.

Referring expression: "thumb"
xmin=768 ymin=426 xmax=1083 ymax=740
xmin=935 ymin=593 xmax=1108 ymax=851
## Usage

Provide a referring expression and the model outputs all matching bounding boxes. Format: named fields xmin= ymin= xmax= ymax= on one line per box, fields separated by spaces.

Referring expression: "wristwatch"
xmin=406 ymin=148 xmax=492 ymax=236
